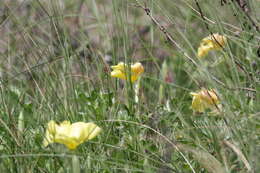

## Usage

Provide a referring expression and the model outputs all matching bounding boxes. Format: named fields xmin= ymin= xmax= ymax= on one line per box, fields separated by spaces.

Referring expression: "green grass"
xmin=0 ymin=0 xmax=259 ymax=172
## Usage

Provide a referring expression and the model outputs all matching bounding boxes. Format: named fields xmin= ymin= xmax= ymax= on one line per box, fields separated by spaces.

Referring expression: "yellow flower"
xmin=43 ymin=120 xmax=101 ymax=150
xmin=190 ymin=89 xmax=219 ymax=113
xmin=111 ymin=62 xmax=144 ymax=82
xmin=198 ymin=33 xmax=227 ymax=58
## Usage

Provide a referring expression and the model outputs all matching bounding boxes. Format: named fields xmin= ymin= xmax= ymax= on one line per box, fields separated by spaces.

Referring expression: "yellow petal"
xmin=198 ymin=33 xmax=227 ymax=58
xmin=110 ymin=62 xmax=144 ymax=82
xmin=130 ymin=75 xmax=138 ymax=82
xmin=43 ymin=120 xmax=57 ymax=147
xmin=111 ymin=70 xmax=126 ymax=80
xmin=191 ymin=95 xmax=206 ymax=113
xmin=131 ymin=63 xmax=144 ymax=75
xmin=43 ymin=121 xmax=102 ymax=150
xmin=200 ymin=89 xmax=219 ymax=105
xmin=80 ymin=122 xmax=102 ymax=140
xmin=60 ymin=120 xmax=71 ymax=125
xmin=53 ymin=123 xmax=73 ymax=146
xmin=111 ymin=62 xmax=125 ymax=70
xmin=210 ymin=34 xmax=227 ymax=49
xmin=43 ymin=130 xmax=53 ymax=147
xmin=190 ymin=89 xmax=220 ymax=113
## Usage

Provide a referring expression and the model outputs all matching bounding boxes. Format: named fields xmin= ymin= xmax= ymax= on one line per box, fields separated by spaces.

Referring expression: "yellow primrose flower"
xmin=111 ymin=62 xmax=144 ymax=82
xmin=43 ymin=120 xmax=101 ymax=150
xmin=190 ymin=89 xmax=219 ymax=113
xmin=198 ymin=33 xmax=227 ymax=58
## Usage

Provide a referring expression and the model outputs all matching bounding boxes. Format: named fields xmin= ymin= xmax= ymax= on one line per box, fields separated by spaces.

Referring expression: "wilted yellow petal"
xmin=43 ymin=120 xmax=101 ymax=150
xmin=190 ymin=89 xmax=219 ymax=113
xmin=110 ymin=62 xmax=144 ymax=82
xmin=200 ymin=89 xmax=219 ymax=105
xmin=198 ymin=33 xmax=227 ymax=58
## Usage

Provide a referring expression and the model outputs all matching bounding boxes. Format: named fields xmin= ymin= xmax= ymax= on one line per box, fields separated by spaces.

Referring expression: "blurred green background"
xmin=0 ymin=0 xmax=259 ymax=172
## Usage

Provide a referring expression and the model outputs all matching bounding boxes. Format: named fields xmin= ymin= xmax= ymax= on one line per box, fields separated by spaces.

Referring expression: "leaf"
xmin=177 ymin=144 xmax=226 ymax=173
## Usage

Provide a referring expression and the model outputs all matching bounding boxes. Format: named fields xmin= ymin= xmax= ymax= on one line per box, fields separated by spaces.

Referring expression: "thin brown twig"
xmin=221 ymin=0 xmax=259 ymax=32
xmin=210 ymin=75 xmax=256 ymax=93
xmin=77 ymin=0 xmax=85 ymax=27
xmin=193 ymin=0 xmax=256 ymax=93
xmin=134 ymin=1 xmax=257 ymax=94
xmin=206 ymin=89 xmax=221 ymax=112
xmin=133 ymin=0 xmax=198 ymax=67
xmin=234 ymin=0 xmax=259 ymax=32
xmin=193 ymin=0 xmax=211 ymax=33
xmin=194 ymin=0 xmax=226 ymax=50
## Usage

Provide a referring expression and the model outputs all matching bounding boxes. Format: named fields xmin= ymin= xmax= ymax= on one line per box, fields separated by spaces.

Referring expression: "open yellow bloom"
xmin=190 ymin=89 xmax=219 ymax=113
xmin=111 ymin=62 xmax=144 ymax=82
xmin=43 ymin=120 xmax=101 ymax=150
xmin=198 ymin=33 xmax=227 ymax=58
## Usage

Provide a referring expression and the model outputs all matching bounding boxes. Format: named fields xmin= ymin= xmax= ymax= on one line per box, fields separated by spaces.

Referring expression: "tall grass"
xmin=0 ymin=0 xmax=259 ymax=172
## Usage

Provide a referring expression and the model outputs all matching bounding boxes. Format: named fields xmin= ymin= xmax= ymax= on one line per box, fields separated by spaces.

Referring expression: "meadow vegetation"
xmin=0 ymin=0 xmax=259 ymax=172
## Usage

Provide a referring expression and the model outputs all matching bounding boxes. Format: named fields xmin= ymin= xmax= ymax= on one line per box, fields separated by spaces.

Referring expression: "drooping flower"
xmin=43 ymin=120 xmax=101 ymax=150
xmin=190 ymin=89 xmax=219 ymax=113
xmin=198 ymin=33 xmax=227 ymax=58
xmin=111 ymin=62 xmax=144 ymax=82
